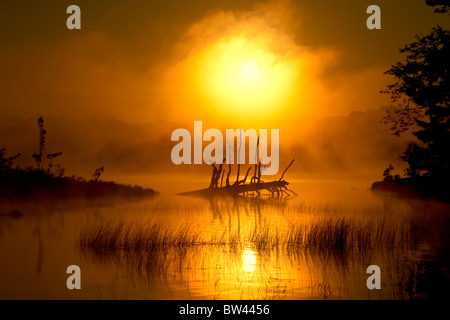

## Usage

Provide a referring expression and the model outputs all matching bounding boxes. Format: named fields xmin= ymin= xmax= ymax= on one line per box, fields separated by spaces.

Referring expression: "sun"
xmin=240 ymin=61 xmax=259 ymax=80
xmin=179 ymin=36 xmax=299 ymax=119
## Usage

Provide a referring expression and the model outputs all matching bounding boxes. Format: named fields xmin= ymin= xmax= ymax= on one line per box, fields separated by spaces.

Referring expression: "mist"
xmin=0 ymin=107 xmax=414 ymax=188
xmin=1 ymin=0 xmax=441 ymax=189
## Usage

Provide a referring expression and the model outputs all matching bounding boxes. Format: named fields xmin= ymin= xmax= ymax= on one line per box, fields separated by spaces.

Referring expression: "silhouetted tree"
xmin=382 ymin=164 xmax=394 ymax=181
xmin=425 ymin=0 xmax=450 ymax=14
xmin=399 ymin=144 xmax=432 ymax=178
xmin=32 ymin=117 xmax=47 ymax=170
xmin=382 ymin=5 xmax=449 ymax=179
xmin=0 ymin=147 xmax=20 ymax=173
xmin=92 ymin=166 xmax=105 ymax=181
xmin=52 ymin=164 xmax=65 ymax=178
xmin=31 ymin=117 xmax=63 ymax=174
xmin=46 ymin=152 xmax=63 ymax=175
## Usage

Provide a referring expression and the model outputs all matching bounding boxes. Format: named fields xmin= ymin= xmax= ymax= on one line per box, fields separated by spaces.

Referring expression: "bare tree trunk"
xmin=214 ymin=163 xmax=224 ymax=188
xmin=235 ymin=129 xmax=242 ymax=185
xmin=257 ymin=160 xmax=261 ymax=183
xmin=279 ymin=159 xmax=295 ymax=181
xmin=237 ymin=167 xmax=252 ymax=185
xmin=251 ymin=135 xmax=260 ymax=184
xmin=209 ymin=163 xmax=218 ymax=188
xmin=220 ymin=169 xmax=225 ymax=187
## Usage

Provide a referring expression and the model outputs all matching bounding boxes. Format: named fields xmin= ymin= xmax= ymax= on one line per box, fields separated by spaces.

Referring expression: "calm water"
xmin=0 ymin=180 xmax=449 ymax=300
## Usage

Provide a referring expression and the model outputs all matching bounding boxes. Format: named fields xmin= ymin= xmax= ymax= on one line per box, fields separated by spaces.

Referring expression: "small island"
xmin=0 ymin=117 xmax=158 ymax=199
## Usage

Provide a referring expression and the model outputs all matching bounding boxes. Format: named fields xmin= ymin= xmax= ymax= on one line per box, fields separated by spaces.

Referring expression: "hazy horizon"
xmin=1 ymin=0 xmax=449 ymax=303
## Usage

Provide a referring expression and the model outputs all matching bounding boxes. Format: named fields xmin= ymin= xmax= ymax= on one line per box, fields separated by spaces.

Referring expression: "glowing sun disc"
xmin=240 ymin=61 xmax=259 ymax=80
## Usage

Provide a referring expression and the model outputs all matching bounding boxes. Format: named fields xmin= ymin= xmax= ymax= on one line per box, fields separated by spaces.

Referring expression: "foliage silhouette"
xmin=383 ymin=25 xmax=449 ymax=179
xmin=375 ymin=1 xmax=449 ymax=201
xmin=92 ymin=166 xmax=105 ymax=182
xmin=425 ymin=0 xmax=450 ymax=14
xmin=0 ymin=117 xmax=157 ymax=198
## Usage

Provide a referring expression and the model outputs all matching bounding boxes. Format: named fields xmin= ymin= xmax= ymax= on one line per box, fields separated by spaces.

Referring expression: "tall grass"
xmin=77 ymin=208 xmax=449 ymax=299
xmin=79 ymin=221 xmax=203 ymax=253
xmin=79 ymin=217 xmax=415 ymax=256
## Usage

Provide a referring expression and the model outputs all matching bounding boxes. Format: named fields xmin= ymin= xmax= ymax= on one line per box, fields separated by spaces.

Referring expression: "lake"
xmin=0 ymin=179 xmax=449 ymax=299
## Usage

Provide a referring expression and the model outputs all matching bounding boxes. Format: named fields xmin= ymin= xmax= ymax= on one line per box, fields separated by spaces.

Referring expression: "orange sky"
xmin=1 ymin=0 xmax=448 ymax=122
xmin=0 ymin=0 xmax=448 ymax=182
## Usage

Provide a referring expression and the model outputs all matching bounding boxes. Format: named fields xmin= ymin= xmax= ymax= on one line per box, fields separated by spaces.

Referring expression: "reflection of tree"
xmin=382 ymin=3 xmax=449 ymax=179
xmin=208 ymin=196 xmax=289 ymax=226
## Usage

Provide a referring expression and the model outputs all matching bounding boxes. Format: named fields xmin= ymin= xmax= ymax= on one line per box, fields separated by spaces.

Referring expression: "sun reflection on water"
xmin=242 ymin=247 xmax=257 ymax=274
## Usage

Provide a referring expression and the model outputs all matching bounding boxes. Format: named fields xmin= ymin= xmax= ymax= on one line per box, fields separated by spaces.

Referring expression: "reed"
xmin=77 ymin=210 xmax=449 ymax=299
xmin=79 ymin=216 xmax=414 ymax=255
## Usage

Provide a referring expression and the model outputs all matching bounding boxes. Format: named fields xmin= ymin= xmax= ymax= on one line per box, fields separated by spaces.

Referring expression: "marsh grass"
xmin=79 ymin=217 xmax=414 ymax=256
xmin=246 ymin=217 xmax=415 ymax=255
xmin=77 ymin=199 xmax=449 ymax=299
xmin=78 ymin=215 xmax=420 ymax=274
xmin=79 ymin=221 xmax=204 ymax=253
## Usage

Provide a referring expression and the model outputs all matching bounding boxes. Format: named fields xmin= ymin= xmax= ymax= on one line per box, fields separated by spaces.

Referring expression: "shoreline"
xmin=371 ymin=177 xmax=450 ymax=203
xmin=0 ymin=169 xmax=158 ymax=199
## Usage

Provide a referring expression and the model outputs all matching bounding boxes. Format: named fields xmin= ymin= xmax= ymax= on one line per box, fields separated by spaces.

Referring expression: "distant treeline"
xmin=0 ymin=117 xmax=157 ymax=198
